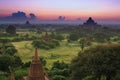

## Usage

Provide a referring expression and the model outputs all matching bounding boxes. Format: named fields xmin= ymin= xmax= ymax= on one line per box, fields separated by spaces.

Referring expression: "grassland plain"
xmin=12 ymin=41 xmax=80 ymax=68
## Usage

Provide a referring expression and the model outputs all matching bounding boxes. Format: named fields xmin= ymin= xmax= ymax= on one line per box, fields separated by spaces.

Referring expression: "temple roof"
xmin=86 ymin=17 xmax=95 ymax=24
xmin=83 ymin=17 xmax=97 ymax=26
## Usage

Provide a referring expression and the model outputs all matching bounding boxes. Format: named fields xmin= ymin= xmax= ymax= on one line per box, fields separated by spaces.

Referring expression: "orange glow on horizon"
xmin=0 ymin=0 xmax=120 ymax=23
xmin=0 ymin=8 xmax=120 ymax=21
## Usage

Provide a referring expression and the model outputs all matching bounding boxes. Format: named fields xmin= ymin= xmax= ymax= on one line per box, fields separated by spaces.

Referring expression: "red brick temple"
xmin=43 ymin=32 xmax=51 ymax=41
xmin=23 ymin=49 xmax=48 ymax=80
xmin=82 ymin=17 xmax=101 ymax=28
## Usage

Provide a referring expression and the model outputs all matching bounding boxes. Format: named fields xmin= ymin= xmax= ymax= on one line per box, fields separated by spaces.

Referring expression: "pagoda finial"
xmin=33 ymin=48 xmax=39 ymax=61
xmin=45 ymin=31 xmax=48 ymax=35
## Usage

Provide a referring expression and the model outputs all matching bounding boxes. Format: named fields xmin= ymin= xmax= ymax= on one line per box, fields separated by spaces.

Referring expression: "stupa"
xmin=43 ymin=32 xmax=51 ymax=41
xmin=25 ymin=21 xmax=30 ymax=25
xmin=22 ymin=49 xmax=48 ymax=80
xmin=83 ymin=17 xmax=100 ymax=27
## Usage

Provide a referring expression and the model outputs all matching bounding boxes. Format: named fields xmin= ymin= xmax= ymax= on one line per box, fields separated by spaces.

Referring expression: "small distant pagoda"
xmin=82 ymin=17 xmax=100 ymax=28
xmin=22 ymin=49 xmax=49 ymax=80
xmin=25 ymin=21 xmax=30 ymax=25
xmin=43 ymin=32 xmax=51 ymax=41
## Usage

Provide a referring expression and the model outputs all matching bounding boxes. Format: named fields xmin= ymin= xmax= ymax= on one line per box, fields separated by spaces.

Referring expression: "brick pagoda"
xmin=23 ymin=49 xmax=48 ymax=80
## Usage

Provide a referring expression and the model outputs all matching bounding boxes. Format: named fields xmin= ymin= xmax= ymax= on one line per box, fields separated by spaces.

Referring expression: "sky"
xmin=0 ymin=0 xmax=120 ymax=23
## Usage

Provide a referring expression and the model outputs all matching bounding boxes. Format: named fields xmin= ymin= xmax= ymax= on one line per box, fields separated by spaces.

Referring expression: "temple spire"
xmin=22 ymin=49 xmax=48 ymax=80
xmin=45 ymin=31 xmax=48 ymax=36
xmin=33 ymin=48 xmax=39 ymax=61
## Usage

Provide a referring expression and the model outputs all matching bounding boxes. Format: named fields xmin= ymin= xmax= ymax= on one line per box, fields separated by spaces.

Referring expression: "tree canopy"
xmin=70 ymin=44 xmax=120 ymax=80
xmin=68 ymin=33 xmax=79 ymax=41
xmin=49 ymin=60 xmax=69 ymax=80
xmin=6 ymin=25 xmax=16 ymax=35
xmin=0 ymin=42 xmax=22 ymax=72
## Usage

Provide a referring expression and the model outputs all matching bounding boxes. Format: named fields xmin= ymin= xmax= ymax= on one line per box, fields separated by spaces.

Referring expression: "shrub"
xmin=52 ymin=75 xmax=66 ymax=80
xmin=68 ymin=33 xmax=79 ymax=41
xmin=32 ymin=40 xmax=60 ymax=50
xmin=49 ymin=61 xmax=69 ymax=80
xmin=22 ymin=61 xmax=31 ymax=68
xmin=55 ymin=34 xmax=65 ymax=41
xmin=14 ymin=68 xmax=28 ymax=80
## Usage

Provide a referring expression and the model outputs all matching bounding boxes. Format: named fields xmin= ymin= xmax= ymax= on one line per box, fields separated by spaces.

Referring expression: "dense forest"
xmin=0 ymin=23 xmax=120 ymax=80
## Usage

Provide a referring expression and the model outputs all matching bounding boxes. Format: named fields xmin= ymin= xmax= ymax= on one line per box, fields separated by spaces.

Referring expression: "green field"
xmin=12 ymin=41 xmax=80 ymax=68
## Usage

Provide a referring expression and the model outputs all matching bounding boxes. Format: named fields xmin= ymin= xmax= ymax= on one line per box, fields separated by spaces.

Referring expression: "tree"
xmin=70 ymin=44 xmax=120 ymax=80
xmin=13 ymin=56 xmax=23 ymax=67
xmin=32 ymin=40 xmax=60 ymax=50
xmin=52 ymin=75 xmax=66 ymax=80
xmin=55 ymin=34 xmax=64 ymax=41
xmin=50 ymin=32 xmax=56 ymax=39
xmin=0 ymin=43 xmax=17 ymax=55
xmin=49 ymin=61 xmax=69 ymax=80
xmin=31 ymin=40 xmax=41 ymax=48
xmin=6 ymin=25 xmax=16 ymax=35
xmin=22 ymin=61 xmax=31 ymax=68
xmin=0 ymin=42 xmax=23 ymax=72
xmin=36 ymin=28 xmax=42 ymax=34
xmin=79 ymin=38 xmax=86 ymax=51
xmin=40 ymin=56 xmax=47 ymax=66
xmin=5 ymin=46 xmax=17 ymax=56
xmin=68 ymin=33 xmax=79 ymax=41
xmin=0 ymin=55 xmax=14 ymax=72
xmin=93 ymin=32 xmax=110 ymax=43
